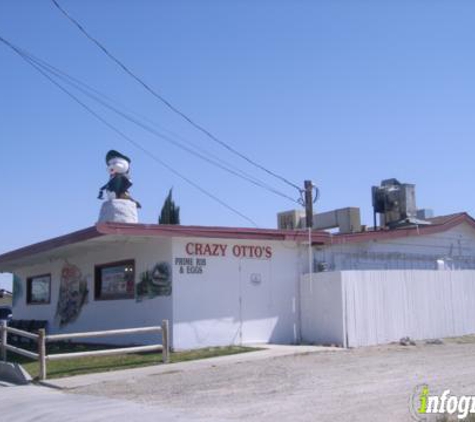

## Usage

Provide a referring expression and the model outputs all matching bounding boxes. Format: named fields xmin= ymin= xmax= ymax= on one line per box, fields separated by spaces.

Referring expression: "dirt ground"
xmin=70 ymin=338 xmax=475 ymax=421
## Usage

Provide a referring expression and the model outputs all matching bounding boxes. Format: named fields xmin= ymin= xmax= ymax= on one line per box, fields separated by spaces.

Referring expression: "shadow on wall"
xmin=11 ymin=274 xmax=22 ymax=308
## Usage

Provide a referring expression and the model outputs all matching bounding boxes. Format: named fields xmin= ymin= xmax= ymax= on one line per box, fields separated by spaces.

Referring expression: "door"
xmin=239 ymin=259 xmax=275 ymax=344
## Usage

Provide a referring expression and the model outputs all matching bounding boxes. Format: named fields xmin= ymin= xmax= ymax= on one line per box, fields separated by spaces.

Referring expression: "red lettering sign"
xmin=186 ymin=242 xmax=272 ymax=259
xmin=185 ymin=243 xmax=194 ymax=255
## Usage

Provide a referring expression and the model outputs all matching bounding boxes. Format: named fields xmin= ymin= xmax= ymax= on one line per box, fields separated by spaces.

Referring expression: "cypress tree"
xmin=158 ymin=189 xmax=180 ymax=224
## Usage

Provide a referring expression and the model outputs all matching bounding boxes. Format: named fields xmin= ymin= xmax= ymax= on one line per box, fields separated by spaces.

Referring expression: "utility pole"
xmin=303 ymin=180 xmax=315 ymax=273
xmin=304 ymin=180 xmax=314 ymax=229
xmin=297 ymin=179 xmax=316 ymax=345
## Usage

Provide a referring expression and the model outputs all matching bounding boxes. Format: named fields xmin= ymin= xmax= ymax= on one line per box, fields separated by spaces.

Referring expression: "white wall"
xmin=300 ymin=272 xmax=345 ymax=346
xmin=315 ymin=223 xmax=475 ymax=271
xmin=343 ymin=270 xmax=475 ymax=346
xmin=11 ymin=234 xmax=307 ymax=350
xmin=13 ymin=237 xmax=173 ymax=345
xmin=302 ymin=270 xmax=475 ymax=347
xmin=172 ymin=237 xmax=302 ymax=349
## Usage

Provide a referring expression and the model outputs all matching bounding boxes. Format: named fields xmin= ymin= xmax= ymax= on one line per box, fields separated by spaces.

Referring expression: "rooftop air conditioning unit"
xmin=277 ymin=210 xmax=305 ymax=230
xmin=372 ymin=178 xmax=426 ymax=228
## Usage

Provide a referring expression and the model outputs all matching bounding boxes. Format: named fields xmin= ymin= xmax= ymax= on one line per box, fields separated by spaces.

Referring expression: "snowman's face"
xmin=107 ymin=157 xmax=129 ymax=175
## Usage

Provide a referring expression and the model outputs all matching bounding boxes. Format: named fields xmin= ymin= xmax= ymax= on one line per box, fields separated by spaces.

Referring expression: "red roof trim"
xmin=331 ymin=212 xmax=475 ymax=244
xmin=0 ymin=223 xmax=329 ymax=267
xmin=96 ymin=222 xmax=330 ymax=243
xmin=1 ymin=213 xmax=473 ymax=267
xmin=0 ymin=226 xmax=102 ymax=266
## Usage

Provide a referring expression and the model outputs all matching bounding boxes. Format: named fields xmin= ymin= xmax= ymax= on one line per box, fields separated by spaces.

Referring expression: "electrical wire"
xmin=51 ymin=0 xmax=303 ymax=193
xmin=12 ymin=41 xmax=300 ymax=205
xmin=0 ymin=35 xmax=259 ymax=227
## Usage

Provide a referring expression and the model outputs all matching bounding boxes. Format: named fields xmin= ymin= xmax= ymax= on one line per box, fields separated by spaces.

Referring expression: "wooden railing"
xmin=0 ymin=320 xmax=170 ymax=381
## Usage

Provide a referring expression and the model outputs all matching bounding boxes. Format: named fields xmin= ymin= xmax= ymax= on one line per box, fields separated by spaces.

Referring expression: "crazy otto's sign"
xmin=185 ymin=242 xmax=273 ymax=259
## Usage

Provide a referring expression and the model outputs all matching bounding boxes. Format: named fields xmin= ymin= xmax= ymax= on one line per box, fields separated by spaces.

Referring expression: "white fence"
xmin=0 ymin=320 xmax=170 ymax=380
xmin=301 ymin=270 xmax=475 ymax=347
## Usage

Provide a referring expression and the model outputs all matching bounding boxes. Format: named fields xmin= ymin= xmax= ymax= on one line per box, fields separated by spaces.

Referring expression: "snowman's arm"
xmin=97 ymin=182 xmax=109 ymax=199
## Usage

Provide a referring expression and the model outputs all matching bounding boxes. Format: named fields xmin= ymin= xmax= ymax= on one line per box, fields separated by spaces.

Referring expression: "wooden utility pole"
xmin=304 ymin=180 xmax=314 ymax=229
xmin=296 ymin=180 xmax=316 ymax=345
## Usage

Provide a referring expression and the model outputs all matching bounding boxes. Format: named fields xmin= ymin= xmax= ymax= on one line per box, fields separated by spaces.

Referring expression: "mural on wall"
xmin=12 ymin=274 xmax=23 ymax=307
xmin=55 ymin=262 xmax=89 ymax=327
xmin=136 ymin=262 xmax=172 ymax=301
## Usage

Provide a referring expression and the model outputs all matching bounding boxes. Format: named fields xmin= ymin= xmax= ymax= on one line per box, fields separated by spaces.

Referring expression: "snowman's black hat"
xmin=106 ymin=150 xmax=131 ymax=164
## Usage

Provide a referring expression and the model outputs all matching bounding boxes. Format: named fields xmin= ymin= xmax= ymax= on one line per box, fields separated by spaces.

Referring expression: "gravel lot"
xmin=71 ymin=339 xmax=475 ymax=421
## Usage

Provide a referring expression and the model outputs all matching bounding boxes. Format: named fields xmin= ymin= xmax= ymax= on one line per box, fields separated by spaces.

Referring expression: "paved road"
xmin=0 ymin=385 xmax=219 ymax=422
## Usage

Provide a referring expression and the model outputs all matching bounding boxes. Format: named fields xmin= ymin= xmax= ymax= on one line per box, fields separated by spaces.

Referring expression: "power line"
xmin=51 ymin=0 xmax=303 ymax=193
xmin=12 ymin=42 xmax=299 ymax=204
xmin=0 ymin=35 xmax=259 ymax=227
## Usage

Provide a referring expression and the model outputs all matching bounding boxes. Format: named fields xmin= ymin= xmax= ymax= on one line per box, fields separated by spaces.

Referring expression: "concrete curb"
xmin=0 ymin=362 xmax=32 ymax=385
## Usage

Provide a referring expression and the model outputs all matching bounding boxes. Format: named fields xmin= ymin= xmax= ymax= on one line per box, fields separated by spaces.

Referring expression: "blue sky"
xmin=1 ymin=1 xmax=475 ymax=289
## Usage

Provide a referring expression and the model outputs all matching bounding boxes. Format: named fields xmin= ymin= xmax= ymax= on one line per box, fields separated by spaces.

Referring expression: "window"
xmin=95 ymin=260 xmax=135 ymax=300
xmin=27 ymin=274 xmax=51 ymax=305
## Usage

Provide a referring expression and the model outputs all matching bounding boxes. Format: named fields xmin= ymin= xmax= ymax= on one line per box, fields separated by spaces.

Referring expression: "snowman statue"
xmin=97 ymin=150 xmax=141 ymax=223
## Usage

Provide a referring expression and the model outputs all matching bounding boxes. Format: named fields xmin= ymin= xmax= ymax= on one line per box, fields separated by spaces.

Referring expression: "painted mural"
xmin=136 ymin=262 xmax=172 ymax=301
xmin=55 ymin=262 xmax=89 ymax=327
xmin=12 ymin=274 xmax=23 ymax=307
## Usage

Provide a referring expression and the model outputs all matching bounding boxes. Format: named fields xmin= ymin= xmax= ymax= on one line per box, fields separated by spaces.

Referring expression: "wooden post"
xmin=161 ymin=319 xmax=170 ymax=364
xmin=304 ymin=180 xmax=314 ymax=229
xmin=38 ymin=328 xmax=46 ymax=381
xmin=0 ymin=320 xmax=7 ymax=362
